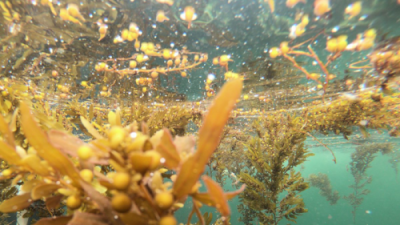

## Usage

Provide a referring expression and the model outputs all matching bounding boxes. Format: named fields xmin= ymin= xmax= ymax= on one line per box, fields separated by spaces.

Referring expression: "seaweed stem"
xmin=288 ymin=51 xmax=313 ymax=58
xmin=307 ymin=46 xmax=330 ymax=101
xmin=349 ymin=59 xmax=372 ymax=69
xmin=186 ymin=207 xmax=195 ymax=225
xmin=282 ymin=54 xmax=312 ymax=80
xmin=291 ymin=30 xmax=324 ymax=49
xmin=301 ymin=130 xmax=336 ymax=164
xmin=307 ymin=46 xmax=330 ymax=82
xmin=193 ymin=200 xmax=205 ymax=225
xmin=139 ymin=183 xmax=161 ymax=218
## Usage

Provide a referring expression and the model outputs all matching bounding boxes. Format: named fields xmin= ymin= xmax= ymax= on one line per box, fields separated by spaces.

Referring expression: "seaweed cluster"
xmin=0 ymin=80 xmax=245 ymax=225
xmin=237 ymin=114 xmax=313 ymax=225
xmin=308 ymin=173 xmax=340 ymax=205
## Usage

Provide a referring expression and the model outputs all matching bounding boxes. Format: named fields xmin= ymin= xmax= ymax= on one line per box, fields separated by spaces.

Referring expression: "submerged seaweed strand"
xmin=308 ymin=173 xmax=340 ymax=205
xmin=345 ymin=143 xmax=394 ymax=224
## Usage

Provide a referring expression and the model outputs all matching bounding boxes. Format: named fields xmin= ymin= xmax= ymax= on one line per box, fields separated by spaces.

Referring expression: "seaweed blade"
xmin=173 ymin=79 xmax=243 ymax=199
xmin=0 ymin=193 xmax=32 ymax=213
xmin=20 ymin=102 xmax=81 ymax=186
xmin=202 ymin=175 xmax=230 ymax=217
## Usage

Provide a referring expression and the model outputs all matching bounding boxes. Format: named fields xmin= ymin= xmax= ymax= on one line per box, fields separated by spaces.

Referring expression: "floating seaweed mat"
xmin=172 ymin=79 xmax=243 ymax=199
xmin=20 ymin=102 xmax=81 ymax=186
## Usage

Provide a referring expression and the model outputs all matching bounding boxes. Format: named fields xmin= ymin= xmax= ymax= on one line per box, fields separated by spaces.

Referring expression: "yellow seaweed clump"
xmin=0 ymin=79 xmax=245 ymax=225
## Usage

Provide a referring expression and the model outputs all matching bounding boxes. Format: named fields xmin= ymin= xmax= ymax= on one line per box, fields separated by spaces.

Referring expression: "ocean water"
xmin=0 ymin=0 xmax=399 ymax=225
